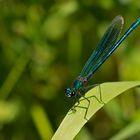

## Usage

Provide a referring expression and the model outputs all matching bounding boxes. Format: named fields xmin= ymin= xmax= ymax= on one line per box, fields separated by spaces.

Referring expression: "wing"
xmin=80 ymin=15 xmax=124 ymax=79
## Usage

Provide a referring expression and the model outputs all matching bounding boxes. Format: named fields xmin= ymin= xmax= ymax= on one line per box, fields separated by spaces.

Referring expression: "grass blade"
xmin=52 ymin=81 xmax=140 ymax=140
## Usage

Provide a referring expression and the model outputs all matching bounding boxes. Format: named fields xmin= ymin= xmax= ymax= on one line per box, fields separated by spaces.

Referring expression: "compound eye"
xmin=65 ymin=88 xmax=76 ymax=98
xmin=71 ymin=91 xmax=75 ymax=96
xmin=65 ymin=88 xmax=72 ymax=98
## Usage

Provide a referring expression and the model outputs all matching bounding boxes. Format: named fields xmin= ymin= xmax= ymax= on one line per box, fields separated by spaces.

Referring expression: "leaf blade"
xmin=52 ymin=81 xmax=140 ymax=140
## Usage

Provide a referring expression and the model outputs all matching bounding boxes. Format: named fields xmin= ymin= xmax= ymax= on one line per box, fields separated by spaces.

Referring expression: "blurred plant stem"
xmin=0 ymin=49 xmax=30 ymax=100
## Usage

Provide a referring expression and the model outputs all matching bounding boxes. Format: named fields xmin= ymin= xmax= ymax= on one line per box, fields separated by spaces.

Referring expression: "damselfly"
xmin=65 ymin=15 xmax=140 ymax=118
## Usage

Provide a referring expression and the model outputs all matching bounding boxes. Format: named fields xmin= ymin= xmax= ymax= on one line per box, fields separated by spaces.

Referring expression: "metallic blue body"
xmin=66 ymin=16 xmax=140 ymax=98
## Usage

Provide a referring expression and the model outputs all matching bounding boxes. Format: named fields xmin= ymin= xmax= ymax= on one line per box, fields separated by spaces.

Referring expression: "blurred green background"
xmin=0 ymin=0 xmax=140 ymax=140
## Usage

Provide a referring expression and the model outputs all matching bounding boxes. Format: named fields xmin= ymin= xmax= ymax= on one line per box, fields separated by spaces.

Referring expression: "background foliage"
xmin=0 ymin=0 xmax=140 ymax=140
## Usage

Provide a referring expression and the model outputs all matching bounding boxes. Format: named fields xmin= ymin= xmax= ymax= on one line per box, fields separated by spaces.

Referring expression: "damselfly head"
xmin=65 ymin=88 xmax=76 ymax=98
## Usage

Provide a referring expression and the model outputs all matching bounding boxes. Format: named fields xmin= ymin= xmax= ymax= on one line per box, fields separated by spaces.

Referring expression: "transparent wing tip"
xmin=113 ymin=15 xmax=124 ymax=25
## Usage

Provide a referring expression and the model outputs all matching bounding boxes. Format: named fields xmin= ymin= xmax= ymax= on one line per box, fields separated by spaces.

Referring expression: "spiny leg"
xmin=68 ymin=84 xmax=105 ymax=120
xmin=78 ymin=91 xmax=90 ymax=120
xmin=82 ymin=84 xmax=105 ymax=104
xmin=80 ymin=84 xmax=105 ymax=119
xmin=83 ymin=84 xmax=99 ymax=90
xmin=98 ymin=84 xmax=105 ymax=104
xmin=68 ymin=99 xmax=89 ymax=120
xmin=71 ymin=96 xmax=80 ymax=113
xmin=68 ymin=96 xmax=80 ymax=115
xmin=72 ymin=104 xmax=89 ymax=120
xmin=68 ymin=91 xmax=90 ymax=120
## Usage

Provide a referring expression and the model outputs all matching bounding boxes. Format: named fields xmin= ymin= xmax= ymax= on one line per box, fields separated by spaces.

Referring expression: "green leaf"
xmin=52 ymin=81 xmax=140 ymax=140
